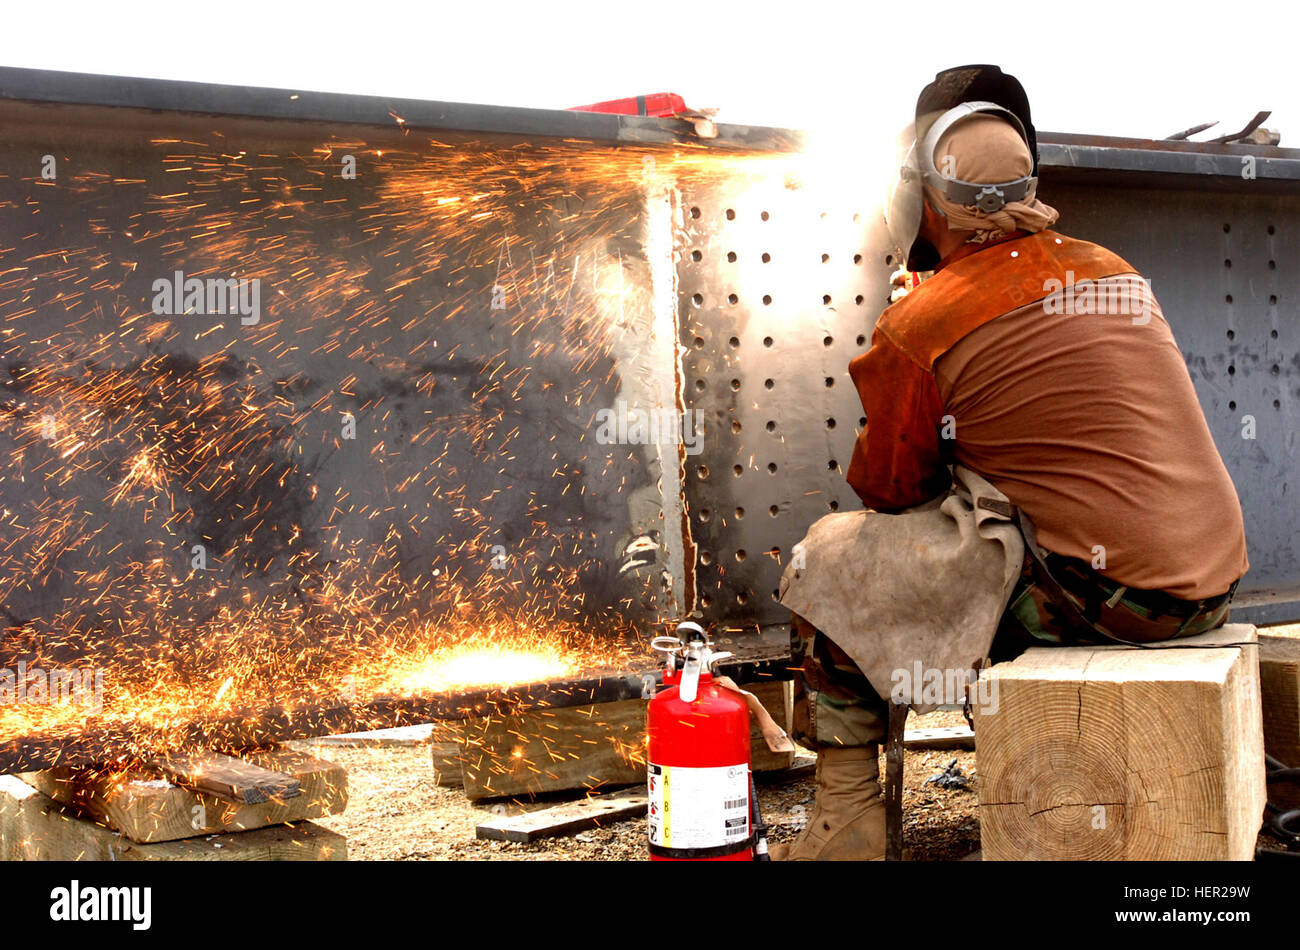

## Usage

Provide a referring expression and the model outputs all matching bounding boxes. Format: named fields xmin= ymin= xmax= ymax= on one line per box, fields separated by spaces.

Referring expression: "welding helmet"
xmin=885 ymin=65 xmax=1038 ymax=272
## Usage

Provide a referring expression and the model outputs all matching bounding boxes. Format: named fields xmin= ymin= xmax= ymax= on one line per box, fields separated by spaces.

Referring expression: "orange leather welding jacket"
xmin=846 ymin=229 xmax=1133 ymax=511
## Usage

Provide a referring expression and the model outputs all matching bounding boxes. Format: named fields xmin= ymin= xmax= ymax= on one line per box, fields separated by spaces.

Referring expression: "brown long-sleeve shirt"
xmin=847 ymin=231 xmax=1248 ymax=600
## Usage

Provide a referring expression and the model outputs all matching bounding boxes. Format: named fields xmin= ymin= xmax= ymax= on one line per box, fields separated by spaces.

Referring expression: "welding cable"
xmin=1263 ymin=753 xmax=1300 ymax=848
xmin=749 ymin=772 xmax=771 ymax=861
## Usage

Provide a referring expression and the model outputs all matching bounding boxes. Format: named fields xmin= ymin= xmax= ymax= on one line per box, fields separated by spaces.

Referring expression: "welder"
xmin=773 ymin=64 xmax=1249 ymax=861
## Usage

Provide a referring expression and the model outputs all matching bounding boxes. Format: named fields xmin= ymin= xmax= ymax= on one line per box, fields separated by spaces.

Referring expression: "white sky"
xmin=3 ymin=0 xmax=1298 ymax=144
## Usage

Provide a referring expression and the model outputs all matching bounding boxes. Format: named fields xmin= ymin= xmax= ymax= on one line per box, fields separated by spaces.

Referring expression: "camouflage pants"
xmin=790 ymin=553 xmax=1234 ymax=750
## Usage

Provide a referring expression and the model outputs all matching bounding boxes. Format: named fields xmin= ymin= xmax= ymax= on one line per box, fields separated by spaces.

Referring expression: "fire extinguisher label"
xmin=647 ymin=762 xmax=749 ymax=850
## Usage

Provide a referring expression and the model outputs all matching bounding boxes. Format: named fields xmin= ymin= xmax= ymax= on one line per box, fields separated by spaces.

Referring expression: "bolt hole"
xmin=725 ymin=208 xmax=735 ymax=220
xmin=690 ymin=207 xmax=701 ymax=219
xmin=733 ymin=464 xmax=743 ymax=476
xmin=730 ymin=378 xmax=740 ymax=391
xmin=767 ymin=462 xmax=777 ymax=473
xmin=762 ymin=252 xmax=771 ymax=263
xmin=692 ymin=293 xmax=703 ymax=306
xmin=691 ymin=249 xmax=702 ymax=262
xmin=763 ymin=336 xmax=773 ymax=348
xmin=727 ymin=251 xmax=737 ymax=262
xmin=765 ymin=420 xmax=776 ymax=432
xmin=823 ymin=335 xmax=833 ymax=347
xmin=762 ymin=294 xmax=773 ymax=306
xmin=769 ymin=505 xmax=779 ymax=517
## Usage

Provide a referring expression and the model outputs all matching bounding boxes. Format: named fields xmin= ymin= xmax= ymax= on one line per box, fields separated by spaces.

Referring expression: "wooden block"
xmin=460 ymin=698 xmax=646 ymax=801
xmin=430 ymin=739 xmax=465 ymax=788
xmin=147 ymin=750 xmax=301 ymax=804
xmin=0 ymin=775 xmax=345 ymax=861
xmin=476 ymin=787 xmax=647 ymax=843
xmin=975 ymin=624 xmax=1264 ymax=860
xmin=1259 ymin=631 xmax=1300 ymax=810
xmin=20 ymin=747 xmax=346 ymax=843
xmin=746 ymin=680 xmax=795 ymax=771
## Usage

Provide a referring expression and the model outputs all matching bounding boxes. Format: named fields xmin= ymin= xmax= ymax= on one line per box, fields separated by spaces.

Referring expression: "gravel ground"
xmin=289 ymin=709 xmax=980 ymax=861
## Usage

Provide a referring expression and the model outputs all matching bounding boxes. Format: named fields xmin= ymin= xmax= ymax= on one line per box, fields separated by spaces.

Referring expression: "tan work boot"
xmin=771 ymin=745 xmax=886 ymax=861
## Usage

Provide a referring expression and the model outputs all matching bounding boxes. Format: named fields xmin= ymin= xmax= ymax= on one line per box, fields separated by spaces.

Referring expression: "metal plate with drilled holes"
xmin=677 ymin=178 xmax=894 ymax=629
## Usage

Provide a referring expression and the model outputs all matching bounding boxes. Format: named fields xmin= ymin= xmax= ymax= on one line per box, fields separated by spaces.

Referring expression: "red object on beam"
xmin=569 ymin=93 xmax=688 ymax=118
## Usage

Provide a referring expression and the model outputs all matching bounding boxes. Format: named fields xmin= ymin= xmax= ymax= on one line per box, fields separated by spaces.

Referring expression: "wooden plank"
xmin=19 ymin=746 xmax=346 ymax=844
xmin=475 ymin=787 xmax=647 ymax=843
xmin=905 ymin=725 xmax=975 ymax=750
xmin=313 ymin=724 xmax=434 ymax=747
xmin=746 ymin=680 xmax=795 ymax=772
xmin=0 ymin=775 xmax=345 ymax=861
xmin=460 ymin=699 xmax=645 ymax=801
xmin=975 ymin=623 xmax=1264 ymax=860
xmin=147 ymin=750 xmax=300 ymax=805
xmin=1259 ymin=630 xmax=1300 ymax=810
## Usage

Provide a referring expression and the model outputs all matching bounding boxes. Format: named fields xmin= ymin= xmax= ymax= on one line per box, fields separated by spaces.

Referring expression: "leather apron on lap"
xmin=778 ymin=465 xmax=1023 ymax=714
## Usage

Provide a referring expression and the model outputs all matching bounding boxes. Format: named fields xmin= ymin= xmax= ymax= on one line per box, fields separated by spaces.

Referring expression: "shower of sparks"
xmin=0 ymin=120 xmax=803 ymax=767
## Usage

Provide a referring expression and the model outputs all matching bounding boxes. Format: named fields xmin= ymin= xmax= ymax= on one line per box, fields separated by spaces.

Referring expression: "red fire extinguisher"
xmin=646 ymin=622 xmax=754 ymax=861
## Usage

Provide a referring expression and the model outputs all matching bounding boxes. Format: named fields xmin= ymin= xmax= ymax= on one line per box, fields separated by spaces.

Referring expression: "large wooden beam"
xmin=460 ymin=699 xmax=646 ymax=801
xmin=975 ymin=624 xmax=1264 ymax=860
xmin=0 ymin=775 xmax=346 ymax=861
xmin=19 ymin=747 xmax=346 ymax=844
